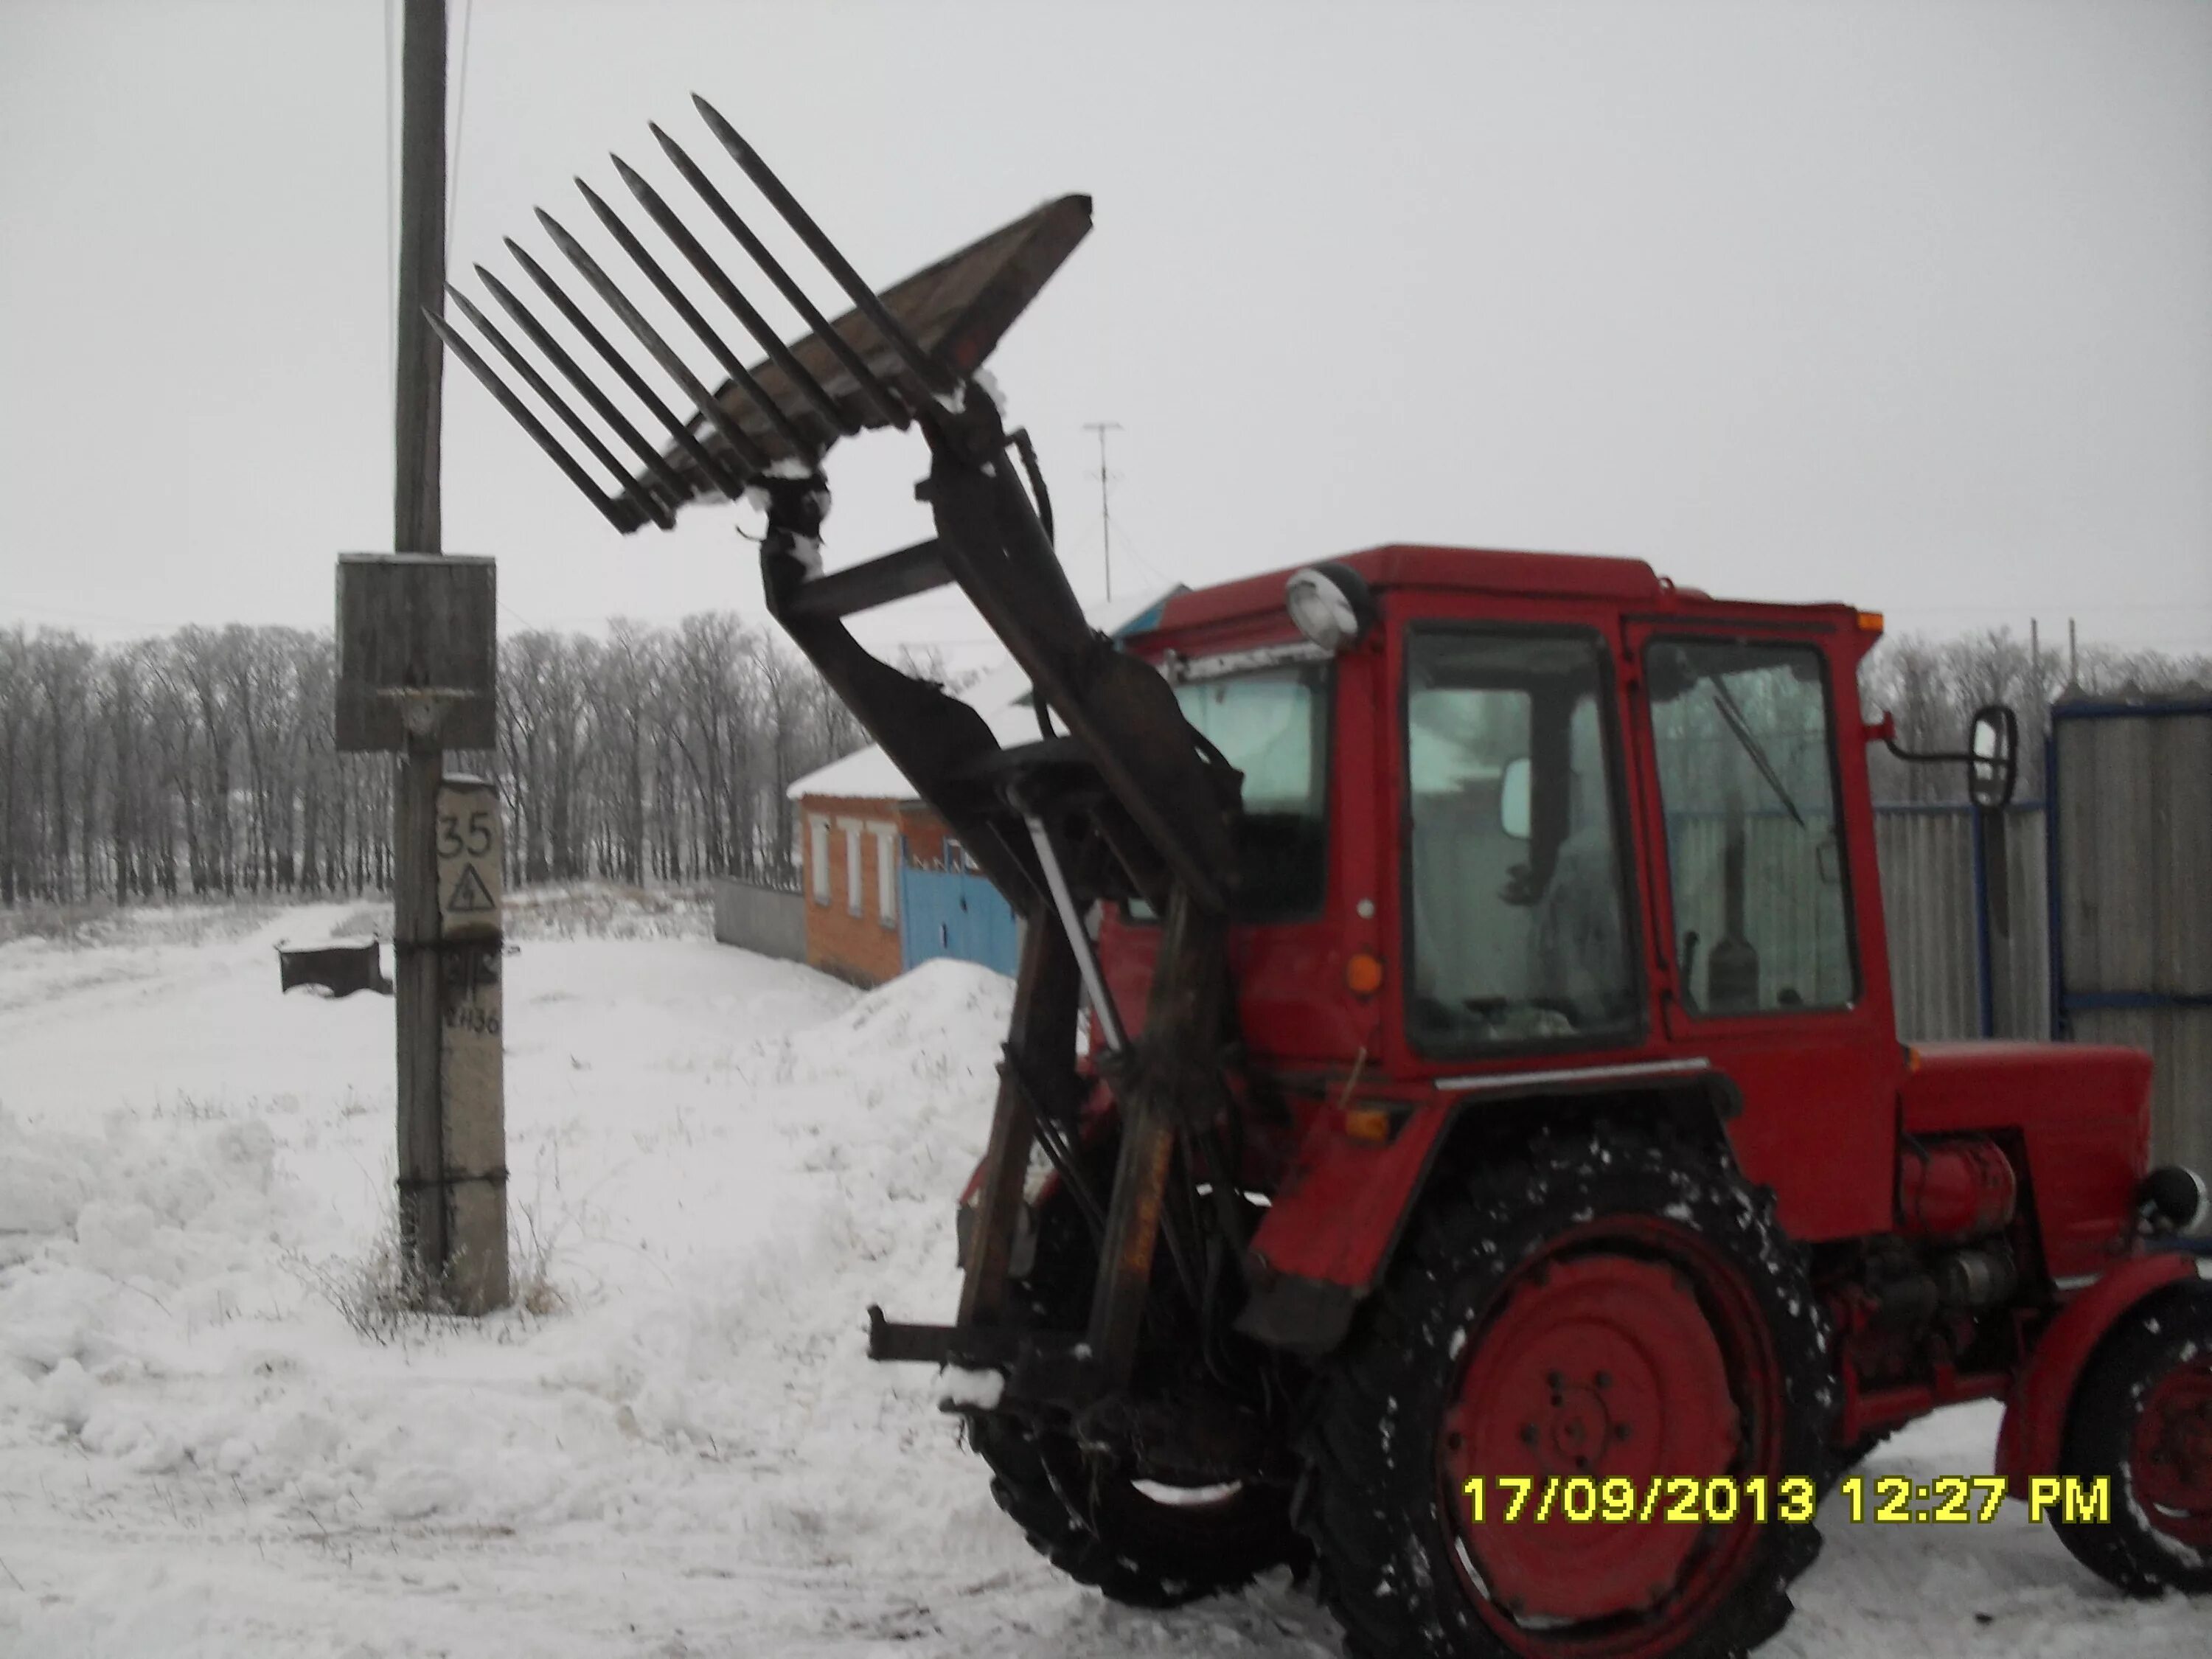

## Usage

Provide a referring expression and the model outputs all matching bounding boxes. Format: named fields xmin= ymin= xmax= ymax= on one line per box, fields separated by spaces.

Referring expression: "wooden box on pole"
xmin=335 ymin=554 xmax=497 ymax=751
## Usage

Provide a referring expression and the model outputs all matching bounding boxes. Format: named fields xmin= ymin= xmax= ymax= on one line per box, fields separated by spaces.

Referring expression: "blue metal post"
xmin=1971 ymin=804 xmax=1994 ymax=1037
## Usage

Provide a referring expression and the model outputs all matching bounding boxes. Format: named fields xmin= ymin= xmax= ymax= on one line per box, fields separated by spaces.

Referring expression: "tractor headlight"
xmin=2140 ymin=1166 xmax=2211 ymax=1237
xmin=1285 ymin=563 xmax=1375 ymax=653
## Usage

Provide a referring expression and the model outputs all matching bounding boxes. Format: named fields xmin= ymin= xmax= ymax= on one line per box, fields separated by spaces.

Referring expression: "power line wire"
xmin=446 ymin=0 xmax=474 ymax=248
xmin=383 ymin=0 xmax=397 ymax=432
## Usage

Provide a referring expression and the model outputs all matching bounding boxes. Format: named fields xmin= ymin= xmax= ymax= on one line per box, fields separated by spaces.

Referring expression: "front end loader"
xmin=434 ymin=89 xmax=1284 ymax=1476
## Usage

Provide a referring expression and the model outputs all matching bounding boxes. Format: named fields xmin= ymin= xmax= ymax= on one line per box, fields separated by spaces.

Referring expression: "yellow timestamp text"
xmin=1461 ymin=1474 xmax=2112 ymax=1526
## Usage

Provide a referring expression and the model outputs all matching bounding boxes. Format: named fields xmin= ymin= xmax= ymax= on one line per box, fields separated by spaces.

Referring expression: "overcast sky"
xmin=2 ymin=0 xmax=2208 ymax=669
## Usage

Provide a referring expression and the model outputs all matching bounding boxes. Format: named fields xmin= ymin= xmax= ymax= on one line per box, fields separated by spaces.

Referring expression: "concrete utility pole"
xmin=389 ymin=0 xmax=506 ymax=1312
xmin=394 ymin=0 xmax=445 ymax=561
xmin=1082 ymin=421 xmax=1121 ymax=602
xmin=392 ymin=0 xmax=449 ymax=1295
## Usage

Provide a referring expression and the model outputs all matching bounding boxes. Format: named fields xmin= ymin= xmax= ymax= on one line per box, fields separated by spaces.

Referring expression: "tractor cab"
xmin=1105 ymin=548 xmax=1911 ymax=1245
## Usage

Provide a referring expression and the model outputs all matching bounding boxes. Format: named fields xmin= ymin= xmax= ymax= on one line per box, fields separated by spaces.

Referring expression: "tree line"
xmin=0 ymin=617 xmax=869 ymax=908
xmin=1 ymin=617 xmax=2205 ymax=910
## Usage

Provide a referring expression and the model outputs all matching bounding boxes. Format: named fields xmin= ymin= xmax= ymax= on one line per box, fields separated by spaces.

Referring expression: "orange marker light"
xmin=1857 ymin=611 xmax=1886 ymax=633
xmin=1343 ymin=1107 xmax=1394 ymax=1143
xmin=1346 ymin=953 xmax=1385 ymax=996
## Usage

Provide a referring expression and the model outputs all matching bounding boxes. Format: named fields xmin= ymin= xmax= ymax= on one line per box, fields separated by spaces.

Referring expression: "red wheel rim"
xmin=2130 ymin=1355 xmax=2212 ymax=1551
xmin=1438 ymin=1218 xmax=1783 ymax=1658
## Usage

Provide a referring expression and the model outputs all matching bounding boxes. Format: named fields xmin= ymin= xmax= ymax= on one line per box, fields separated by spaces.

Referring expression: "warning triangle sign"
xmin=447 ymin=863 xmax=495 ymax=915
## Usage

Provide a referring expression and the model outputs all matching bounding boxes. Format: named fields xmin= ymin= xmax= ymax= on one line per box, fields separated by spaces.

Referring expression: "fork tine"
xmin=538 ymin=201 xmax=771 ymax=477
xmin=476 ymin=265 xmax=696 ymax=512
xmin=507 ymin=235 xmax=751 ymax=499
xmin=447 ymin=285 xmax=673 ymax=529
xmin=582 ymin=171 xmax=818 ymax=458
xmin=652 ymin=122 xmax=901 ymax=427
xmin=614 ymin=150 xmax=853 ymax=439
xmin=692 ymin=95 xmax=956 ymax=403
xmin=426 ymin=308 xmax=643 ymax=533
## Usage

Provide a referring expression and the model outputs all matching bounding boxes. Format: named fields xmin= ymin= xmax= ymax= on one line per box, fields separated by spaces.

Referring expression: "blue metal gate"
xmin=900 ymin=863 xmax=1021 ymax=976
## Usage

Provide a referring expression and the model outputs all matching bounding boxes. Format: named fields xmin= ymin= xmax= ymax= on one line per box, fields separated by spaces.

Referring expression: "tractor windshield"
xmin=1404 ymin=629 xmax=1640 ymax=1054
xmin=1172 ymin=663 xmax=1330 ymax=920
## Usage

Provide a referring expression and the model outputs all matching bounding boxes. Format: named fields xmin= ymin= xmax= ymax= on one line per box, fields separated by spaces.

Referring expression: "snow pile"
xmin=0 ymin=902 xmax=1062 ymax=1653
xmin=0 ymin=1107 xmax=281 ymax=1455
xmin=529 ymin=959 xmax=1024 ymax=1564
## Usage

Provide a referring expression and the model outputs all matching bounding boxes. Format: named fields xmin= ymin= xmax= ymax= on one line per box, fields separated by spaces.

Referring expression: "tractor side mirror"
xmin=1966 ymin=704 xmax=2020 ymax=810
xmin=1877 ymin=704 xmax=2021 ymax=809
xmin=1500 ymin=757 xmax=1532 ymax=840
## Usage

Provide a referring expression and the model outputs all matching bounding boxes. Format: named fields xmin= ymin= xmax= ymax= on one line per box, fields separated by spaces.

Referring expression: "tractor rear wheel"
xmin=1297 ymin=1124 xmax=1833 ymax=1659
xmin=2050 ymin=1283 xmax=2212 ymax=1596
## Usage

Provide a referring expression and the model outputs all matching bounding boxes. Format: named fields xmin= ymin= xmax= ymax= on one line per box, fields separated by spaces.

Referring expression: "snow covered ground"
xmin=0 ymin=898 xmax=2204 ymax=1658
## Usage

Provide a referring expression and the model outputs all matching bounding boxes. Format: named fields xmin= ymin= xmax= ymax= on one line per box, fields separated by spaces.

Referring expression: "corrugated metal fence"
xmin=1877 ymin=805 xmax=2048 ymax=1043
xmin=1666 ymin=806 xmax=2050 ymax=1043
xmin=2050 ymin=698 xmax=2212 ymax=1172
xmin=712 ymin=877 xmax=807 ymax=962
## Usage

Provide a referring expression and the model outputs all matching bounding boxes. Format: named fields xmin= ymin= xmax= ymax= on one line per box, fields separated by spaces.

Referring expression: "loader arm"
xmin=434 ymin=98 xmax=1243 ymax=1398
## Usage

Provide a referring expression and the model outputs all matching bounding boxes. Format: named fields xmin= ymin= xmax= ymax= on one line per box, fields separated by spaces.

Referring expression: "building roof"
xmin=787 ymin=585 xmax=1177 ymax=804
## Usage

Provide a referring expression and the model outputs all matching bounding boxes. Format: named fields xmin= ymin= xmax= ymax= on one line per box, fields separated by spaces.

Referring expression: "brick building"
xmin=788 ymin=696 xmax=1023 ymax=987
xmin=793 ymin=792 xmax=909 ymax=984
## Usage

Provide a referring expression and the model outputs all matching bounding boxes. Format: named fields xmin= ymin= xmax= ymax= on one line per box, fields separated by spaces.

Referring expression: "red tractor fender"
xmin=1993 ymin=1252 xmax=2199 ymax=1498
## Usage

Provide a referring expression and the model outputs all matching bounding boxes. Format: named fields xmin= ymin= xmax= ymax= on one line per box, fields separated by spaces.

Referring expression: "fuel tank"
xmin=1897 ymin=1136 xmax=2017 ymax=1239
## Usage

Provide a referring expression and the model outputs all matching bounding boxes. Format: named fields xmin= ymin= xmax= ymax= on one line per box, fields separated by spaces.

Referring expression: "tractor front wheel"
xmin=2050 ymin=1282 xmax=2212 ymax=1596
xmin=962 ymin=1135 xmax=1308 ymax=1607
xmin=1298 ymin=1124 xmax=1833 ymax=1659
xmin=969 ymin=1413 xmax=1304 ymax=1607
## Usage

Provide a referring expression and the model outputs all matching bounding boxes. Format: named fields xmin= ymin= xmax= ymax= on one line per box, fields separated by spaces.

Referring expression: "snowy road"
xmin=1 ymin=900 xmax=2205 ymax=1657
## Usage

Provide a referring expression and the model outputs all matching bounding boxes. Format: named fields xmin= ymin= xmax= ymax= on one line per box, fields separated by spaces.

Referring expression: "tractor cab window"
xmin=1645 ymin=639 xmax=1855 ymax=1014
xmin=1405 ymin=630 xmax=1639 ymax=1054
xmin=1172 ymin=663 xmax=1329 ymax=919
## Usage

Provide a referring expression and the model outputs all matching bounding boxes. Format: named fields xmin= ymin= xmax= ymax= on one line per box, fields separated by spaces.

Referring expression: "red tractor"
xmin=441 ymin=108 xmax=2212 ymax=1657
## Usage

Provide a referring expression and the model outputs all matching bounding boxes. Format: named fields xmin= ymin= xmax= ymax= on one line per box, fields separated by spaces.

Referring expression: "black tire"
xmin=1297 ymin=1124 xmax=1834 ymax=1659
xmin=964 ymin=1138 xmax=1309 ymax=1607
xmin=969 ymin=1413 xmax=1307 ymax=1607
xmin=2050 ymin=1281 xmax=2212 ymax=1596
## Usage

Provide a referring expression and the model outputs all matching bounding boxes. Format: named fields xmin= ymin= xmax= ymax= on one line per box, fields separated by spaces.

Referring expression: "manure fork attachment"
xmin=434 ymin=98 xmax=1244 ymax=1412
